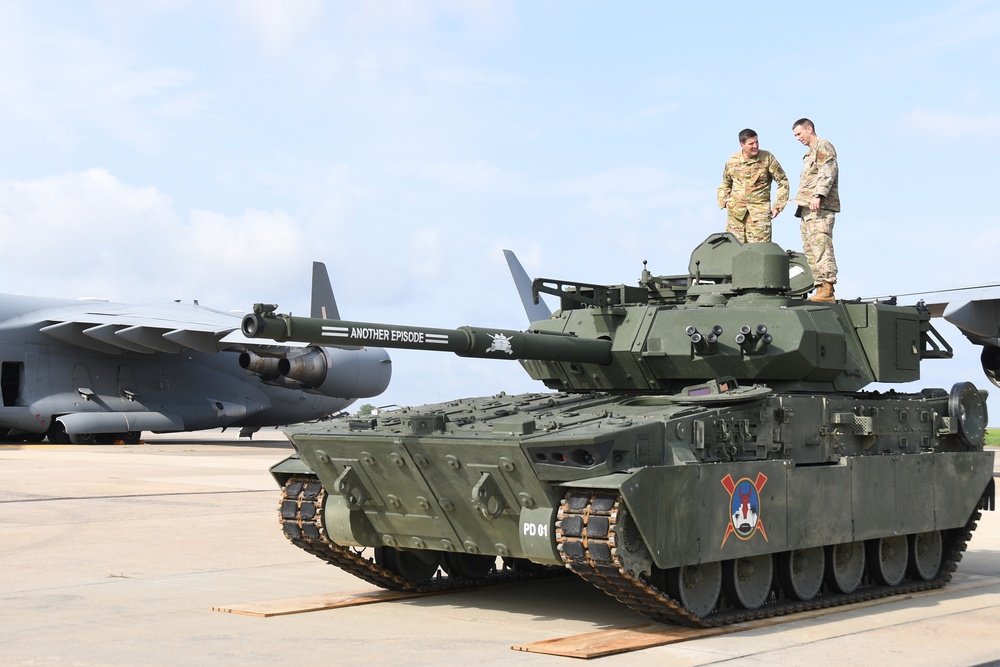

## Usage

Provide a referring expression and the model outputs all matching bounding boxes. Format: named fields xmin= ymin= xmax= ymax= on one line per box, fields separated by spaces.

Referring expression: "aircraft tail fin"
xmin=503 ymin=249 xmax=553 ymax=323
xmin=311 ymin=261 xmax=341 ymax=320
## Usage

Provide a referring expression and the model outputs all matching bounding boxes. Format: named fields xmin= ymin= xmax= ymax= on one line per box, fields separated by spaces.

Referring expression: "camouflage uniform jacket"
xmin=717 ymin=149 xmax=789 ymax=220
xmin=792 ymin=138 xmax=840 ymax=212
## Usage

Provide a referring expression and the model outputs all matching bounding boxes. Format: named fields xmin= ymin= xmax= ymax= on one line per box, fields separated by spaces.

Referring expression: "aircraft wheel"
xmin=442 ymin=553 xmax=496 ymax=580
xmin=825 ymin=541 xmax=866 ymax=593
xmin=375 ymin=547 xmax=440 ymax=585
xmin=909 ymin=531 xmax=943 ymax=581
xmin=46 ymin=423 xmax=71 ymax=444
xmin=722 ymin=554 xmax=773 ymax=609
xmin=982 ymin=346 xmax=1000 ymax=389
xmin=867 ymin=535 xmax=909 ymax=586
xmin=123 ymin=431 xmax=142 ymax=444
xmin=777 ymin=547 xmax=825 ymax=601
xmin=68 ymin=432 xmax=97 ymax=445
xmin=664 ymin=561 xmax=722 ymax=617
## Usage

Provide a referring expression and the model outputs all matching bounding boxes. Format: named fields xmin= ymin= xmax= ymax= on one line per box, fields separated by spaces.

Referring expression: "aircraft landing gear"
xmin=46 ymin=422 xmax=71 ymax=444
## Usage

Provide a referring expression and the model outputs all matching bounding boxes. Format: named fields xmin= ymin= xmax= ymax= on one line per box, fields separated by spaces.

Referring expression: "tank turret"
xmin=248 ymin=233 xmax=994 ymax=628
xmin=243 ymin=234 xmax=952 ymax=394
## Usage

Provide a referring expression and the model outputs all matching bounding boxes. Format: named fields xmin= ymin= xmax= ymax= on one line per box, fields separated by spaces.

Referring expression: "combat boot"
xmin=808 ymin=282 xmax=835 ymax=303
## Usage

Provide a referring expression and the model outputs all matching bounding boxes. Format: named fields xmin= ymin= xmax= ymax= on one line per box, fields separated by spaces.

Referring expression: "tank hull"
xmin=272 ymin=388 xmax=994 ymax=625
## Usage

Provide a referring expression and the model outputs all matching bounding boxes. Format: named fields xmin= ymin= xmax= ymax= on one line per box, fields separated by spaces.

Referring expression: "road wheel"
xmin=723 ymin=554 xmax=773 ymax=609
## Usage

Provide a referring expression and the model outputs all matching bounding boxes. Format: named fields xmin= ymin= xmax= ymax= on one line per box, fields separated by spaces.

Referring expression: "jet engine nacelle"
xmin=942 ymin=299 xmax=1000 ymax=389
xmin=280 ymin=345 xmax=392 ymax=398
xmin=239 ymin=350 xmax=283 ymax=380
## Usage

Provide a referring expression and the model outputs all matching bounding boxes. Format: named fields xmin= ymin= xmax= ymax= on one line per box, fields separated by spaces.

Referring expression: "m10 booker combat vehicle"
xmin=241 ymin=233 xmax=994 ymax=626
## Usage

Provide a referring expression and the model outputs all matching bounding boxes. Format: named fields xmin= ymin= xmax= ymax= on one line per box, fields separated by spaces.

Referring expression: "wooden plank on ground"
xmin=512 ymin=575 xmax=997 ymax=659
xmin=513 ymin=623 xmax=744 ymax=658
xmin=212 ymin=589 xmax=429 ymax=617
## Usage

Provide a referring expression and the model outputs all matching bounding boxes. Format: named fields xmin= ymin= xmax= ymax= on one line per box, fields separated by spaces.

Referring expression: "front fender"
xmin=269 ymin=454 xmax=316 ymax=487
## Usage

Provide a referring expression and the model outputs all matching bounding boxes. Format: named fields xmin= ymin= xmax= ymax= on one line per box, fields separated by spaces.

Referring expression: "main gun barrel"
xmin=241 ymin=308 xmax=612 ymax=365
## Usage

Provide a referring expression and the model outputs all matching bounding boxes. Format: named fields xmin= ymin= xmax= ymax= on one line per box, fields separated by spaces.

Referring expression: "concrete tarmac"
xmin=2 ymin=430 xmax=999 ymax=666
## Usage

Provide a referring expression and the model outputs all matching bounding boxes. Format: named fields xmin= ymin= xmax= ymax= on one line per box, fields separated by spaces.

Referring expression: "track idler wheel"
xmin=613 ymin=503 xmax=653 ymax=579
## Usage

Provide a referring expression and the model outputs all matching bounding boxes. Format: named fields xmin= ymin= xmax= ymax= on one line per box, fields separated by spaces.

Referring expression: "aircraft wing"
xmin=26 ymin=261 xmax=344 ymax=355
xmin=0 ymin=261 xmax=392 ymax=443
xmin=33 ymin=301 xmax=264 ymax=354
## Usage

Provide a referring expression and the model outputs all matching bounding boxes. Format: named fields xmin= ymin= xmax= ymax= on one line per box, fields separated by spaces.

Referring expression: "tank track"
xmin=556 ymin=489 xmax=982 ymax=627
xmin=278 ymin=475 xmax=564 ymax=593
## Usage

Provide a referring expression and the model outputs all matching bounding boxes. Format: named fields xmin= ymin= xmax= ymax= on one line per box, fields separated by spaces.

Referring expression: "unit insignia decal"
xmin=720 ymin=472 xmax=769 ymax=548
xmin=486 ymin=333 xmax=514 ymax=355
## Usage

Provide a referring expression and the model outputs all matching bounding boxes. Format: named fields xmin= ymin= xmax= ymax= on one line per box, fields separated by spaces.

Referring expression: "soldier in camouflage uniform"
xmin=717 ymin=128 xmax=789 ymax=243
xmin=791 ymin=118 xmax=840 ymax=302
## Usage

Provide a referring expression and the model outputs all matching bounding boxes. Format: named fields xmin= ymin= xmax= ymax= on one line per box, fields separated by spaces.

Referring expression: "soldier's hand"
xmin=770 ymin=207 xmax=780 ymax=219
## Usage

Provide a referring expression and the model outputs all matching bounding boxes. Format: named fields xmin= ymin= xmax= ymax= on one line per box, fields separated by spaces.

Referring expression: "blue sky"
xmin=2 ymin=1 xmax=999 ymax=422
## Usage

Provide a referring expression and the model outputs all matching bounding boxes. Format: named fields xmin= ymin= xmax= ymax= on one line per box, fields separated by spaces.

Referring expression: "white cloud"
xmin=880 ymin=1 xmax=1000 ymax=59
xmin=556 ymin=168 xmax=676 ymax=197
xmin=405 ymin=158 xmax=524 ymax=193
xmin=0 ymin=170 xmax=312 ymax=307
xmin=229 ymin=0 xmax=326 ymax=54
xmin=183 ymin=207 xmax=308 ymax=268
xmin=337 ymin=0 xmax=514 ymax=42
xmin=419 ymin=64 xmax=526 ymax=87
xmin=609 ymin=102 xmax=681 ymax=129
xmin=1 ymin=169 xmax=175 ymax=296
xmin=407 ymin=228 xmax=446 ymax=281
xmin=554 ymin=168 xmax=708 ymax=226
xmin=0 ymin=8 xmax=206 ymax=152
xmin=900 ymin=108 xmax=1000 ymax=141
xmin=0 ymin=168 xmax=175 ymax=251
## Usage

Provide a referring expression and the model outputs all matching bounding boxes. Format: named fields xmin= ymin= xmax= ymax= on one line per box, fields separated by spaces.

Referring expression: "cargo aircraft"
xmin=0 ymin=262 xmax=391 ymax=443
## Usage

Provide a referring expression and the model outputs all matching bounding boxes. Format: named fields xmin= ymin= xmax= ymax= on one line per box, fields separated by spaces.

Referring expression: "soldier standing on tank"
xmin=717 ymin=129 xmax=789 ymax=243
xmin=791 ymin=118 xmax=840 ymax=302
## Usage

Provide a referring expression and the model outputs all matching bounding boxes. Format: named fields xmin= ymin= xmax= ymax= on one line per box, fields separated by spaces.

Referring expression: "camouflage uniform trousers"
xmin=799 ymin=208 xmax=838 ymax=284
xmin=726 ymin=204 xmax=773 ymax=243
